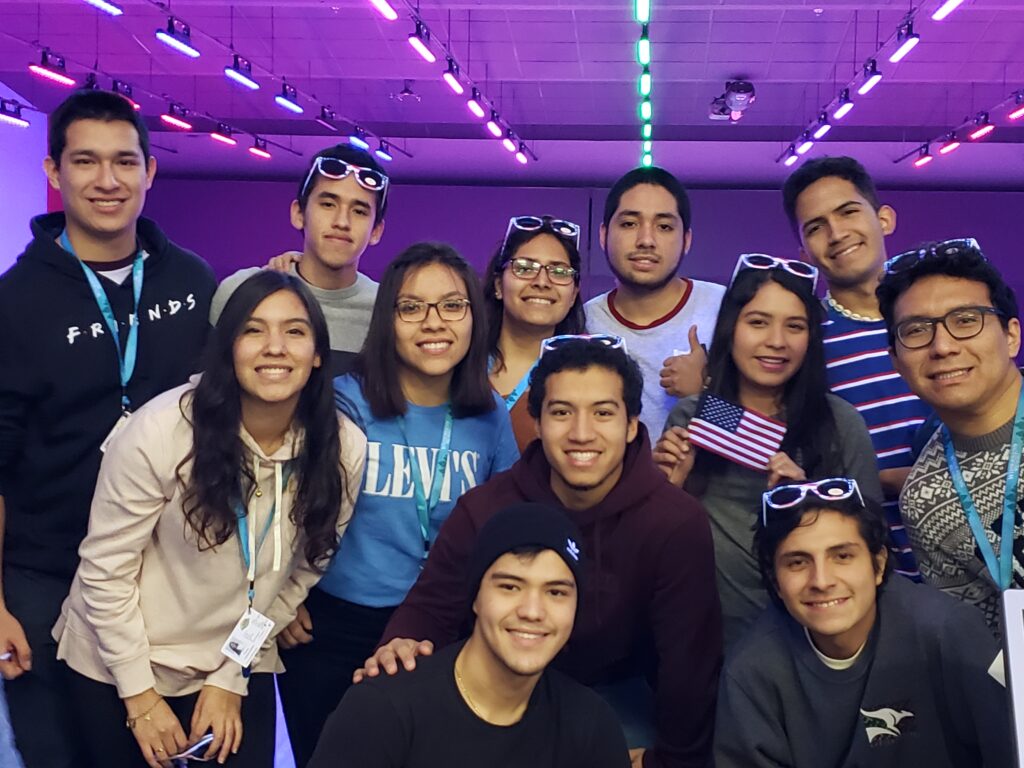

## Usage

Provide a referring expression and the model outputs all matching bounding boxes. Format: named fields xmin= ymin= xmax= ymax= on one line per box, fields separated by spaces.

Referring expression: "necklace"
xmin=454 ymin=657 xmax=486 ymax=719
xmin=825 ymin=292 xmax=882 ymax=322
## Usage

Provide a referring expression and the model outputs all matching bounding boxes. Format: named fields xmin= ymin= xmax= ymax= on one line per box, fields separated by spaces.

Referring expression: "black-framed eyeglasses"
xmin=505 ymin=257 xmax=579 ymax=286
xmin=394 ymin=298 xmax=471 ymax=323
xmin=540 ymin=333 xmax=626 ymax=356
xmin=883 ymin=237 xmax=982 ymax=275
xmin=761 ymin=478 xmax=864 ymax=527
xmin=895 ymin=305 xmax=1003 ymax=349
xmin=300 ymin=156 xmax=389 ymax=205
xmin=729 ymin=253 xmax=819 ymax=291
xmin=503 ymin=215 xmax=581 ymax=251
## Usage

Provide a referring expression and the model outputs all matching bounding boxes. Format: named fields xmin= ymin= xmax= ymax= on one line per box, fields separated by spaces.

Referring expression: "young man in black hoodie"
xmin=0 ymin=89 xmax=215 ymax=767
xmin=357 ymin=338 xmax=722 ymax=768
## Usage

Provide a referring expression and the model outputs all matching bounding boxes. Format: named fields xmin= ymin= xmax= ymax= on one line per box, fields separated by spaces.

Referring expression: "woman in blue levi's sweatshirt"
xmin=277 ymin=242 xmax=519 ymax=767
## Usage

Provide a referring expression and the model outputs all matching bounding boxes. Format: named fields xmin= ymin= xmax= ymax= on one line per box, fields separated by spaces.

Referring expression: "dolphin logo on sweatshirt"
xmin=860 ymin=706 xmax=915 ymax=745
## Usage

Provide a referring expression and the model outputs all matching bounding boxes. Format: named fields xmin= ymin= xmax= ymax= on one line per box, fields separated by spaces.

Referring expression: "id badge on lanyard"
xmin=221 ymin=462 xmax=292 ymax=674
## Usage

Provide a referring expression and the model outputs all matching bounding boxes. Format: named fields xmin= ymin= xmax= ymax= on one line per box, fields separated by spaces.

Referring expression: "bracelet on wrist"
xmin=126 ymin=696 xmax=163 ymax=730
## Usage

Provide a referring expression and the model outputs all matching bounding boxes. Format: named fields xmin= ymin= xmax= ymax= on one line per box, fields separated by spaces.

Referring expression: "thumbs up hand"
xmin=659 ymin=325 xmax=707 ymax=398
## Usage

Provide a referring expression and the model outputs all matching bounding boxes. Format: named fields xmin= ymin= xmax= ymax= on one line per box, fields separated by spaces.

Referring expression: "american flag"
xmin=687 ymin=394 xmax=787 ymax=471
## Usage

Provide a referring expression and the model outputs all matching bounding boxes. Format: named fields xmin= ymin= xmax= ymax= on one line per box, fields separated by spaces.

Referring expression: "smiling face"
xmin=536 ymin=366 xmax=639 ymax=508
xmin=496 ymin=233 xmax=579 ymax=332
xmin=290 ymin=173 xmax=384 ymax=278
xmin=794 ymin=176 xmax=895 ymax=291
xmin=233 ymin=289 xmax=321 ymax=414
xmin=600 ymin=183 xmax=691 ymax=291
xmin=731 ymin=280 xmax=810 ymax=406
xmin=394 ymin=262 xmax=473 ymax=396
xmin=44 ymin=118 xmax=155 ymax=245
xmin=471 ymin=549 xmax=577 ymax=678
xmin=890 ymin=274 xmax=1021 ymax=426
xmin=773 ymin=509 xmax=886 ymax=659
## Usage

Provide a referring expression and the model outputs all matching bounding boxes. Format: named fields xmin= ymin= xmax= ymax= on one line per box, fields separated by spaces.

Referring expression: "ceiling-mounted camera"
xmin=709 ymin=80 xmax=756 ymax=121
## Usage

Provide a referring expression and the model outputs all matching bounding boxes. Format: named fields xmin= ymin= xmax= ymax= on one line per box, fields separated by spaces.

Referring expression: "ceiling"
xmin=0 ymin=0 xmax=1022 ymax=188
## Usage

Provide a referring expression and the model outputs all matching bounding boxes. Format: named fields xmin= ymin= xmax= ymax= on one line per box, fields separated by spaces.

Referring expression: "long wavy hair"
xmin=483 ymin=225 xmax=586 ymax=373
xmin=685 ymin=267 xmax=840 ymax=495
xmin=354 ymin=241 xmax=495 ymax=419
xmin=178 ymin=271 xmax=344 ymax=570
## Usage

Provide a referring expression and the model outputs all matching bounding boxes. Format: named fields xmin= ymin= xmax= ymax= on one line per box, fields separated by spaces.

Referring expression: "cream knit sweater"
xmin=53 ymin=381 xmax=366 ymax=698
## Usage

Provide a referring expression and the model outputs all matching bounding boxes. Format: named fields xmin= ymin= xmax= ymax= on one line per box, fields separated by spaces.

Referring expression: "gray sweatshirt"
xmin=715 ymin=576 xmax=1011 ymax=768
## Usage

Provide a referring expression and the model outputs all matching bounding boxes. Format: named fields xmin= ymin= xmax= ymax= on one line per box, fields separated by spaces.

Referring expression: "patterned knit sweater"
xmin=900 ymin=417 xmax=1024 ymax=630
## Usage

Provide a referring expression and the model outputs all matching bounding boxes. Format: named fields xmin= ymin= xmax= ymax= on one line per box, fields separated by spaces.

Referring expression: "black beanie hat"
xmin=466 ymin=503 xmax=585 ymax=602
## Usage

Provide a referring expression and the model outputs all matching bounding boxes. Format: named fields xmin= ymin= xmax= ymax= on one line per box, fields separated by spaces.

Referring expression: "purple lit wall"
xmin=145 ymin=178 xmax=1024 ymax=301
xmin=0 ymin=83 xmax=46 ymax=273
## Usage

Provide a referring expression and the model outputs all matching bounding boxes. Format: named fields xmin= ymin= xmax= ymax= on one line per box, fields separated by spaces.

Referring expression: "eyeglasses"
xmin=300 ymin=156 xmax=389 ymax=204
xmin=761 ymin=477 xmax=864 ymax=526
xmin=505 ymin=257 xmax=579 ymax=286
xmin=730 ymin=253 xmax=819 ymax=291
xmin=895 ymin=305 xmax=1003 ymax=349
xmin=503 ymin=215 xmax=581 ymax=250
xmin=394 ymin=298 xmax=471 ymax=324
xmin=883 ymin=237 xmax=982 ymax=275
xmin=540 ymin=333 xmax=626 ymax=356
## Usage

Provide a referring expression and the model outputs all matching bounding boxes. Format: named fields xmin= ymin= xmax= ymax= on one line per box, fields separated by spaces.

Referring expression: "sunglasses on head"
xmin=730 ymin=253 xmax=819 ymax=291
xmin=503 ymin=215 xmax=581 ymax=251
xmin=883 ymin=237 xmax=983 ymax=275
xmin=761 ymin=477 xmax=864 ymax=527
xmin=300 ymin=156 xmax=389 ymax=205
xmin=540 ymin=333 xmax=626 ymax=357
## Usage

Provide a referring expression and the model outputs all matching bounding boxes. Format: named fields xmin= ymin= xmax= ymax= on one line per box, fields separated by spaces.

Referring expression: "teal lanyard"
xmin=503 ymin=364 xmax=536 ymax=411
xmin=942 ymin=387 xmax=1024 ymax=591
xmin=234 ymin=463 xmax=294 ymax=606
xmin=397 ymin=408 xmax=453 ymax=558
xmin=489 ymin=355 xmax=536 ymax=411
xmin=60 ymin=230 xmax=144 ymax=413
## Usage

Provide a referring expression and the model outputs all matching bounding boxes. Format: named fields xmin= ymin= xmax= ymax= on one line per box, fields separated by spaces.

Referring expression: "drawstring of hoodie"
xmin=239 ymin=455 xmax=290 ymax=586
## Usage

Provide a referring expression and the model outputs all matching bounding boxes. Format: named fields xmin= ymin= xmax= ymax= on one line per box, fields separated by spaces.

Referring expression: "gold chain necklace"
xmin=454 ymin=658 xmax=486 ymax=719
xmin=825 ymin=292 xmax=882 ymax=323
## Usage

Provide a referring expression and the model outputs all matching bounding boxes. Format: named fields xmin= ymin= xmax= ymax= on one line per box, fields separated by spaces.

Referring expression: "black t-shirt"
xmin=308 ymin=642 xmax=630 ymax=768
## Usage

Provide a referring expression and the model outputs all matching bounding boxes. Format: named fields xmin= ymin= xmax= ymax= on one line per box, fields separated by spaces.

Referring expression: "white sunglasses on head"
xmin=729 ymin=253 xmax=819 ymax=292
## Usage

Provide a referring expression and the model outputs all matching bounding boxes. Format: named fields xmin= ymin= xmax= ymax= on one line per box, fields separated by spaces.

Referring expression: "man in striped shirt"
xmin=782 ymin=157 xmax=931 ymax=580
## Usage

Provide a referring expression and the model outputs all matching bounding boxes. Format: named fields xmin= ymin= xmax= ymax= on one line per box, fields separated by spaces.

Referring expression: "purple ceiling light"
xmin=0 ymin=99 xmax=29 ymax=128
xmin=857 ymin=60 xmax=883 ymax=96
xmin=408 ymin=21 xmax=435 ymax=63
xmin=442 ymin=60 xmax=464 ymax=95
xmin=467 ymin=88 xmax=486 ymax=119
xmin=932 ymin=0 xmax=966 ymax=22
xmin=367 ymin=0 xmax=398 ymax=22
xmin=888 ymin=23 xmax=920 ymax=64
xmin=28 ymin=51 xmax=76 ymax=87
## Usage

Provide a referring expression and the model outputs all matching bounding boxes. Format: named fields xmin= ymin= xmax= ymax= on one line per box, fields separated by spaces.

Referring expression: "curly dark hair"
xmin=527 ymin=340 xmax=643 ymax=419
xmin=876 ymin=240 xmax=1019 ymax=348
xmin=178 ymin=270 xmax=345 ymax=570
xmin=754 ymin=489 xmax=891 ymax=610
xmin=483 ymin=224 xmax=586 ymax=374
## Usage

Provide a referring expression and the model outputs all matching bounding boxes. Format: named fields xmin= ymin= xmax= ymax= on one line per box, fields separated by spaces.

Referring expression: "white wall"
xmin=0 ymin=81 xmax=46 ymax=274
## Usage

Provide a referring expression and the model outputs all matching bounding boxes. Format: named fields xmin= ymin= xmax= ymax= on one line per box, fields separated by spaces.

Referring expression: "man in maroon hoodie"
xmin=355 ymin=337 xmax=722 ymax=768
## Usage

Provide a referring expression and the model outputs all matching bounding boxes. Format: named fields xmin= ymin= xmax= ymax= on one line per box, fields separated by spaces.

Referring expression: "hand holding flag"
xmin=686 ymin=393 xmax=787 ymax=471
